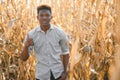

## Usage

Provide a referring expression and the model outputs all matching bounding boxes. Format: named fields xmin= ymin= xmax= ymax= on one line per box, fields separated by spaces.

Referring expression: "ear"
xmin=37 ymin=15 xmax=39 ymax=20
xmin=51 ymin=15 xmax=53 ymax=19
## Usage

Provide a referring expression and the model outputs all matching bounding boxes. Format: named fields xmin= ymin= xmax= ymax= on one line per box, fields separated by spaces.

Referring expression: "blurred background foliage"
xmin=0 ymin=0 xmax=120 ymax=80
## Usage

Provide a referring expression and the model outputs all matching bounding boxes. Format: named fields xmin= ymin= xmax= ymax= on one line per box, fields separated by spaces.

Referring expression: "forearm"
xmin=63 ymin=54 xmax=69 ymax=72
xmin=20 ymin=45 xmax=29 ymax=61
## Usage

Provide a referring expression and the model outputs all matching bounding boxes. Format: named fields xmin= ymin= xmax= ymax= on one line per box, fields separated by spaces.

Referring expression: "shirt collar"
xmin=37 ymin=24 xmax=54 ymax=32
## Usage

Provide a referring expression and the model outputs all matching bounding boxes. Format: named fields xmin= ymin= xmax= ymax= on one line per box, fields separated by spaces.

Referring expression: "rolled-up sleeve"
xmin=59 ymin=31 xmax=70 ymax=55
xmin=23 ymin=34 xmax=33 ymax=55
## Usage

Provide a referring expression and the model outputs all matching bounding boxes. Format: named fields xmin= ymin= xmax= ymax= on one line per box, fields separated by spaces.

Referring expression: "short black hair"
xmin=37 ymin=5 xmax=51 ymax=14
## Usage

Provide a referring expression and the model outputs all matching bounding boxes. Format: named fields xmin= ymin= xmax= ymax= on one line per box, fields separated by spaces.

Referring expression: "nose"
xmin=42 ymin=16 xmax=48 ymax=20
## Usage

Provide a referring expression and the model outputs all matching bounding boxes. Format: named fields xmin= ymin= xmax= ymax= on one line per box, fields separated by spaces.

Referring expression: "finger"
xmin=27 ymin=33 xmax=30 ymax=40
xmin=29 ymin=39 xmax=34 ymax=45
xmin=27 ymin=34 xmax=33 ymax=41
xmin=59 ymin=77 xmax=64 ymax=80
xmin=28 ymin=39 xmax=33 ymax=42
xmin=29 ymin=41 xmax=32 ymax=44
xmin=28 ymin=40 xmax=33 ymax=43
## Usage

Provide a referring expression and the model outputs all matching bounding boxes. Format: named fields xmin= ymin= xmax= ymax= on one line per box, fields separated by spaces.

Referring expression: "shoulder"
xmin=52 ymin=25 xmax=67 ymax=38
xmin=52 ymin=25 xmax=66 ymax=35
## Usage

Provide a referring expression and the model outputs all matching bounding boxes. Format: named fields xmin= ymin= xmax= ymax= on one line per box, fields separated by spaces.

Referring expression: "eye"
xmin=40 ymin=14 xmax=44 ymax=17
xmin=45 ymin=14 xmax=49 ymax=17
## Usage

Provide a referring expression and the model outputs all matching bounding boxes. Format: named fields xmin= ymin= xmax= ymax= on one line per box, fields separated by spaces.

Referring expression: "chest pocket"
xmin=48 ymin=37 xmax=61 ymax=53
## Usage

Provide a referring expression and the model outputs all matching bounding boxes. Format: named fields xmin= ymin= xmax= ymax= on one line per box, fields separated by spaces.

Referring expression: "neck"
xmin=40 ymin=24 xmax=50 ymax=32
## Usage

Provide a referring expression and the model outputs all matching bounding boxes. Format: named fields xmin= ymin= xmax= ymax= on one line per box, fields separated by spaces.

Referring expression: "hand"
xmin=25 ymin=34 xmax=33 ymax=47
xmin=59 ymin=71 xmax=68 ymax=80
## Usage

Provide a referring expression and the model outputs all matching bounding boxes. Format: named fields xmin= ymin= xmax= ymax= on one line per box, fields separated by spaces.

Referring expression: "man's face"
xmin=37 ymin=10 xmax=52 ymax=26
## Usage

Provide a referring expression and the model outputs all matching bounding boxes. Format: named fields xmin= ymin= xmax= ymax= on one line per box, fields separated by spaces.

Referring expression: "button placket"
xmin=45 ymin=34 xmax=51 ymax=65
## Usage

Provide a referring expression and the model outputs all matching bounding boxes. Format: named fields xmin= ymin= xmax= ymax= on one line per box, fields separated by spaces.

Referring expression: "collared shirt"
xmin=23 ymin=24 xmax=69 ymax=80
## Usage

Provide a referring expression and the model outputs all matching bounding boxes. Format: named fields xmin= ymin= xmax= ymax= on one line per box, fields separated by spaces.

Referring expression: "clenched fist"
xmin=25 ymin=34 xmax=34 ymax=47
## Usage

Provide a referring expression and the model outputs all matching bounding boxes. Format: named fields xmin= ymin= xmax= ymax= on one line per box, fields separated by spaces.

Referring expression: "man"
xmin=20 ymin=5 xmax=69 ymax=80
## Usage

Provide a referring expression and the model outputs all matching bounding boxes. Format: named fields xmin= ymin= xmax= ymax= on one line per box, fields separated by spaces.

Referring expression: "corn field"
xmin=0 ymin=0 xmax=120 ymax=80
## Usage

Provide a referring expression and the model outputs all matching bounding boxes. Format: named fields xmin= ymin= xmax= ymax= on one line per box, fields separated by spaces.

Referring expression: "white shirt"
xmin=23 ymin=24 xmax=69 ymax=80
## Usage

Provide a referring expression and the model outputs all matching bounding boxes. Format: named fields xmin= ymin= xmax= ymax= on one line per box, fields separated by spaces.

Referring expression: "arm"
xmin=20 ymin=34 xmax=33 ymax=61
xmin=63 ymin=54 xmax=69 ymax=73
xmin=60 ymin=54 xmax=69 ymax=80
xmin=20 ymin=45 xmax=29 ymax=61
xmin=59 ymin=31 xmax=70 ymax=80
